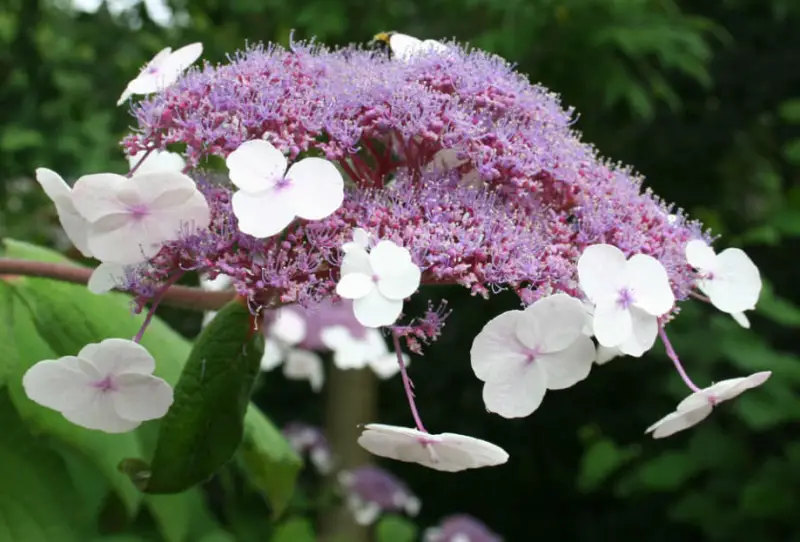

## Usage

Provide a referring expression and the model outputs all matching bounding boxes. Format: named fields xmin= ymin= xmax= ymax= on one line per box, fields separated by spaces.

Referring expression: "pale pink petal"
xmin=433 ymin=433 xmax=510 ymax=471
xmin=685 ymin=239 xmax=717 ymax=270
xmin=62 ymin=392 xmax=142 ymax=433
xmin=646 ymin=406 xmax=712 ymax=439
xmin=283 ymin=349 xmax=324 ymax=391
xmin=111 ymin=374 xmax=173 ymax=421
xmin=592 ymin=302 xmax=632 ymax=348
xmin=79 ymin=339 xmax=156 ymax=376
xmin=35 ymin=168 xmax=72 ymax=205
xmin=129 ymin=150 xmax=185 ymax=175
xmin=731 ymin=311 xmax=751 ymax=329
xmin=336 ymin=273 xmax=375 ymax=300
xmin=577 ymin=244 xmax=628 ymax=304
xmin=22 ymin=357 xmax=99 ymax=412
xmin=88 ymin=262 xmax=127 ymax=294
xmin=286 ymin=157 xmax=344 ymax=220
xmin=703 ymin=248 xmax=761 ymax=314
xmin=157 ymin=42 xmax=203 ymax=77
xmin=481 ymin=364 xmax=547 ymax=418
xmin=271 ymin=309 xmax=307 ymax=345
xmin=377 ymin=264 xmax=421 ymax=300
xmin=369 ymin=241 xmax=413 ymax=277
xmin=340 ymin=248 xmax=372 ymax=275
xmin=226 ymin=140 xmax=287 ymax=193
xmin=617 ymin=308 xmax=658 ymax=357
xmin=71 ymin=173 xmax=128 ymax=221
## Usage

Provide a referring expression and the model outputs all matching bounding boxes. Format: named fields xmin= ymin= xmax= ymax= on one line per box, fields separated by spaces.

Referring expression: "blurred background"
xmin=1 ymin=0 xmax=799 ymax=541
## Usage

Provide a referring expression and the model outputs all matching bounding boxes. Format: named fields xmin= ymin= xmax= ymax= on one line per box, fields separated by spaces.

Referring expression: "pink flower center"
xmin=127 ymin=203 xmax=151 ymax=221
xmin=91 ymin=374 xmax=118 ymax=393
xmin=275 ymin=176 xmax=292 ymax=191
xmin=617 ymin=287 xmax=634 ymax=309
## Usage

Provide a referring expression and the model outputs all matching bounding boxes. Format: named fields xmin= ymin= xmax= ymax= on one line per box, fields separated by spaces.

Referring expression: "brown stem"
xmin=320 ymin=367 xmax=378 ymax=542
xmin=0 ymin=258 xmax=235 ymax=311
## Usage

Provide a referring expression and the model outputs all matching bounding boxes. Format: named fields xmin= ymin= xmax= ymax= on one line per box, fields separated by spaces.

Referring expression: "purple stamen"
xmin=91 ymin=375 xmax=117 ymax=392
xmin=617 ymin=288 xmax=634 ymax=309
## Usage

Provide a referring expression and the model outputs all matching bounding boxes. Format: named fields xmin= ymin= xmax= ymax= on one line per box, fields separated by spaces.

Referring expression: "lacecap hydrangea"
xmin=24 ymin=33 xmax=768 ymax=471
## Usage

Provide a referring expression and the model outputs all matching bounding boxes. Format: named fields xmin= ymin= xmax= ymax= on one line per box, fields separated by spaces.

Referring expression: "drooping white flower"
xmin=22 ymin=339 xmax=173 ymax=433
xmin=357 ymin=424 xmax=509 ymax=472
xmin=225 ymin=140 xmax=344 ymax=238
xmin=578 ymin=244 xmax=675 ymax=356
xmin=383 ymin=33 xmax=449 ymax=61
xmin=336 ymin=240 xmax=421 ymax=328
xmin=70 ymin=171 xmax=210 ymax=265
xmin=321 ymin=326 xmax=407 ymax=378
xmin=34 ymin=168 xmax=92 ymax=257
xmin=685 ymin=239 xmax=761 ymax=319
xmin=646 ymin=371 xmax=771 ymax=439
xmin=117 ymin=43 xmax=203 ymax=105
xmin=470 ymin=293 xmax=596 ymax=418
xmin=128 ymin=149 xmax=186 ymax=175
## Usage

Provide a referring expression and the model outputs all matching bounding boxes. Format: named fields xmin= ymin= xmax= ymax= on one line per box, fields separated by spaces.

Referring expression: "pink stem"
xmin=391 ymin=330 xmax=428 ymax=433
xmin=132 ymin=272 xmax=184 ymax=343
xmin=127 ymin=149 xmax=153 ymax=177
xmin=658 ymin=325 xmax=703 ymax=394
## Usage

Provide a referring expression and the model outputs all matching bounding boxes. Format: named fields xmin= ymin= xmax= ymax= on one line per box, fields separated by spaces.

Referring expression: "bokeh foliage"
xmin=0 ymin=0 xmax=798 ymax=540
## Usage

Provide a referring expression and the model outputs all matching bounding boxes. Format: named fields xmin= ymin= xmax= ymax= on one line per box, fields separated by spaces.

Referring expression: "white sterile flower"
xmin=578 ymin=244 xmax=675 ymax=356
xmin=685 ymin=239 xmax=762 ymax=317
xmin=282 ymin=349 xmax=325 ymax=392
xmin=22 ymin=339 xmax=173 ymax=433
xmin=128 ymin=149 xmax=186 ymax=175
xmin=70 ymin=171 xmax=210 ymax=265
xmin=117 ymin=42 xmax=203 ymax=105
xmin=321 ymin=326 xmax=408 ymax=378
xmin=34 ymin=168 xmax=92 ymax=257
xmin=646 ymin=371 xmax=771 ymax=439
xmin=358 ymin=424 xmax=509 ymax=472
xmin=260 ymin=309 xmax=307 ymax=370
xmin=336 ymin=240 xmax=422 ymax=328
xmin=385 ymin=33 xmax=449 ymax=61
xmin=581 ymin=300 xmax=623 ymax=365
xmin=342 ymin=228 xmax=371 ymax=254
xmin=225 ymin=140 xmax=344 ymax=238
xmin=87 ymin=262 xmax=128 ymax=295
xmin=470 ymin=293 xmax=596 ymax=418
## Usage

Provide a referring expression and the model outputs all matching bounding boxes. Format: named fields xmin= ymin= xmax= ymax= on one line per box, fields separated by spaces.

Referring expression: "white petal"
xmin=283 ymin=349 xmax=324 ymax=392
xmin=421 ymin=40 xmax=449 ymax=54
xmin=320 ymin=325 xmax=356 ymax=351
xmin=336 ymin=273 xmax=374 ymax=300
xmin=343 ymin=228 xmax=371 ymax=253
xmin=705 ymin=371 xmax=772 ymax=403
xmin=22 ymin=357 xmax=99 ymax=412
xmin=271 ymin=309 xmax=307 ymax=345
xmin=87 ymin=215 xmax=158 ymax=265
xmin=35 ymin=167 xmax=72 ymax=204
xmin=200 ymin=273 xmax=233 ymax=292
xmin=158 ymin=42 xmax=203 ymax=78
xmin=55 ymin=202 xmax=93 ymax=258
xmin=626 ymin=254 xmax=675 ymax=316
xmin=685 ymin=239 xmax=717 ymax=270
xmin=130 ymin=149 xmax=185 ymax=175
xmin=482 ymin=364 xmax=548 ymax=419
xmin=703 ymin=248 xmax=761 ymax=314
xmin=592 ymin=302 xmax=632 ymax=348
xmin=88 ymin=262 xmax=127 ymax=294
xmin=369 ymin=353 xmax=404 ymax=379
xmin=62 ymin=393 xmax=142 ymax=433
xmin=70 ymin=173 xmax=129 ymax=222
xmin=388 ymin=33 xmax=424 ymax=61
xmin=432 ymin=432 xmax=510 ymax=472
xmin=646 ymin=406 xmax=712 ymax=439
xmin=617 ymin=308 xmax=658 ymax=357
xmin=377 ymin=264 xmax=421 ymax=301
xmin=111 ymin=374 xmax=173 ymax=421
xmin=731 ymin=311 xmax=751 ymax=328
xmin=369 ymin=241 xmax=413 ymax=277
xmin=231 ymin=188 xmax=296 ymax=238
xmin=515 ymin=293 xmax=585 ymax=354
xmin=577 ymin=244 xmax=628 ymax=304
xmin=539 ymin=336 xmax=596 ymax=390
xmin=79 ymin=339 xmax=156 ymax=376
xmin=595 ymin=345 xmax=622 ymax=365
xmin=340 ymin=247 xmax=372 ymax=275
xmin=348 ymin=497 xmax=381 ymax=526
xmin=286 ymin=157 xmax=344 ymax=220
xmin=353 ymin=290 xmax=403 ymax=328
xmin=470 ymin=311 xmax=528 ymax=382
xmin=260 ymin=339 xmax=285 ymax=370
xmin=226 ymin=140 xmax=287 ymax=193
xmin=127 ymin=43 xmax=201 ymax=95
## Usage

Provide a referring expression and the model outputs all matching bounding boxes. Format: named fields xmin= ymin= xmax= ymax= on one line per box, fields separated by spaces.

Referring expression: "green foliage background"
xmin=0 ymin=0 xmax=798 ymax=540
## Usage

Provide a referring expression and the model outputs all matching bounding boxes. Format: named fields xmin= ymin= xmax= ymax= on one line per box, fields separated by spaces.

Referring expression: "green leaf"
xmin=132 ymin=300 xmax=264 ymax=493
xmin=238 ymin=404 xmax=303 ymax=518
xmin=577 ymin=435 xmax=640 ymax=492
xmin=0 ymin=278 xmax=144 ymax=517
xmin=270 ymin=517 xmax=316 ymax=542
xmin=375 ymin=515 xmax=418 ymax=542
xmin=146 ymin=490 xmax=222 ymax=542
xmin=0 ymin=392 xmax=89 ymax=541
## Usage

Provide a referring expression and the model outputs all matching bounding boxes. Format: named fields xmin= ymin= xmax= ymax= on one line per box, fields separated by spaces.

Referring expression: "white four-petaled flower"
xmin=261 ymin=309 xmax=324 ymax=391
xmin=70 ymin=170 xmax=210 ymax=265
xmin=336 ymin=239 xmax=421 ymax=328
xmin=471 ymin=293 xmax=596 ymax=418
xmin=22 ymin=339 xmax=173 ymax=433
xmin=225 ymin=140 xmax=344 ymax=239
xmin=357 ymin=424 xmax=509 ymax=472
xmin=384 ymin=33 xmax=449 ymax=62
xmin=578 ymin=244 xmax=675 ymax=357
xmin=321 ymin=326 xmax=408 ymax=379
xmin=685 ymin=239 xmax=761 ymax=325
xmin=117 ymin=43 xmax=203 ymax=105
xmin=646 ymin=371 xmax=771 ymax=438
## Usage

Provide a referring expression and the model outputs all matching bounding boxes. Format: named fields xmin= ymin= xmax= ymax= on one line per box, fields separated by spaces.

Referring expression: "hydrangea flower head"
xmin=338 ymin=465 xmax=420 ymax=525
xmin=424 ymin=514 xmax=502 ymax=542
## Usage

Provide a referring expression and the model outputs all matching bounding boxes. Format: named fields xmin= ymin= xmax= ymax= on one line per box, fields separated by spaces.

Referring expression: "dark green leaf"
xmin=270 ymin=517 xmax=316 ymax=542
xmin=375 ymin=515 xmax=418 ymax=542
